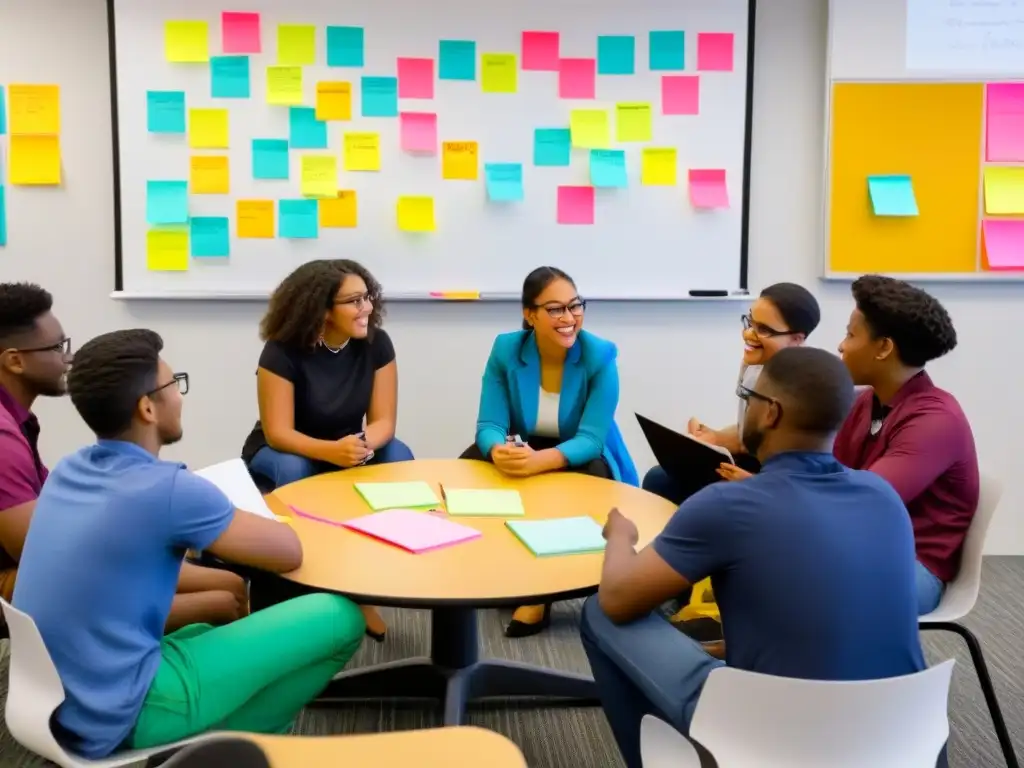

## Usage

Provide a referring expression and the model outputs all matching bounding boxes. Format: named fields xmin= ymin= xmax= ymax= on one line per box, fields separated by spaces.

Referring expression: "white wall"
xmin=3 ymin=0 xmax=1019 ymax=551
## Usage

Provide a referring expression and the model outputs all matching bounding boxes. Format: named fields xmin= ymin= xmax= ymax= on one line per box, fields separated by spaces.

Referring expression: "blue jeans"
xmin=579 ymin=595 xmax=723 ymax=768
xmin=916 ymin=560 xmax=945 ymax=616
xmin=641 ymin=465 xmax=686 ymax=505
xmin=249 ymin=438 xmax=414 ymax=490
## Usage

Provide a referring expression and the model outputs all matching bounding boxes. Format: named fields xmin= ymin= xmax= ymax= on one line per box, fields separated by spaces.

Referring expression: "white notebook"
xmin=195 ymin=458 xmax=276 ymax=520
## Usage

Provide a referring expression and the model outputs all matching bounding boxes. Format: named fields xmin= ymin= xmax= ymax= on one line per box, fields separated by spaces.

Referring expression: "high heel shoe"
xmin=505 ymin=603 xmax=552 ymax=638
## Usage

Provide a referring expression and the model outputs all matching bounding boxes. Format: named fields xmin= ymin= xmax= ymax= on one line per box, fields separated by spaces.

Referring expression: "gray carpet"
xmin=2 ymin=558 xmax=1023 ymax=766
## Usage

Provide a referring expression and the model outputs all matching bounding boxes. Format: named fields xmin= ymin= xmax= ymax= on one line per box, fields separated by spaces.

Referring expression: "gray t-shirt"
xmin=736 ymin=364 xmax=762 ymax=443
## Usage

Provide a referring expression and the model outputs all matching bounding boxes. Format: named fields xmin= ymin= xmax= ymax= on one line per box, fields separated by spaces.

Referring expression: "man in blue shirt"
xmin=14 ymin=329 xmax=367 ymax=758
xmin=581 ymin=347 xmax=926 ymax=768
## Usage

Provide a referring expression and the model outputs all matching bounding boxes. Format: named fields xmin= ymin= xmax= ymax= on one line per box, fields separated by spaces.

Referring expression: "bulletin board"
xmin=824 ymin=0 xmax=1024 ymax=281
xmin=108 ymin=0 xmax=757 ymax=300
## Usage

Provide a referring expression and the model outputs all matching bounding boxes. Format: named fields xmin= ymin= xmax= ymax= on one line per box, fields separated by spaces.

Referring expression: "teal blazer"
xmin=475 ymin=330 xmax=639 ymax=486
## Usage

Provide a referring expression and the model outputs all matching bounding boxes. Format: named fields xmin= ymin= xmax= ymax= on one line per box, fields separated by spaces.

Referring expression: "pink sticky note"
xmin=557 ymin=185 xmax=595 ymax=225
xmin=697 ymin=32 xmax=734 ymax=72
xmin=522 ymin=31 xmax=560 ymax=71
xmin=397 ymin=57 xmax=435 ymax=99
xmin=689 ymin=169 xmax=729 ymax=209
xmin=400 ymin=111 xmax=437 ymax=153
xmin=662 ymin=75 xmax=700 ymax=115
xmin=983 ymin=219 xmax=1024 ymax=270
xmin=559 ymin=58 xmax=596 ymax=99
xmin=222 ymin=11 xmax=261 ymax=54
xmin=986 ymin=83 xmax=1024 ymax=162
xmin=341 ymin=509 xmax=481 ymax=553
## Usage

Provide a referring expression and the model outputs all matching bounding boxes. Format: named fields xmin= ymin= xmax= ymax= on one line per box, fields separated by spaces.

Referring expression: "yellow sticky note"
xmin=616 ymin=102 xmax=653 ymax=142
xmin=266 ymin=66 xmax=303 ymax=105
xmin=316 ymin=82 xmax=352 ymax=120
xmin=189 ymin=108 xmax=229 ymax=148
xmin=320 ymin=190 xmax=358 ymax=228
xmin=146 ymin=229 xmax=189 ymax=271
xmin=397 ymin=196 xmax=435 ymax=232
xmin=8 ymin=85 xmax=60 ymax=135
xmin=278 ymin=24 xmax=316 ymax=65
xmin=165 ymin=21 xmax=209 ymax=63
xmin=301 ymin=155 xmax=338 ymax=198
xmin=570 ymin=109 xmax=610 ymax=149
xmin=344 ymin=132 xmax=381 ymax=171
xmin=190 ymin=155 xmax=229 ymax=194
xmin=984 ymin=166 xmax=1024 ymax=214
xmin=442 ymin=141 xmax=479 ymax=180
xmin=237 ymin=199 xmax=275 ymax=238
xmin=641 ymin=148 xmax=677 ymax=186
xmin=481 ymin=53 xmax=518 ymax=93
xmin=9 ymin=135 xmax=61 ymax=185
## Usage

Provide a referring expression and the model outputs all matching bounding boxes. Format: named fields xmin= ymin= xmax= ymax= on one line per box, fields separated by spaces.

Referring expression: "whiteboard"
xmin=110 ymin=0 xmax=755 ymax=299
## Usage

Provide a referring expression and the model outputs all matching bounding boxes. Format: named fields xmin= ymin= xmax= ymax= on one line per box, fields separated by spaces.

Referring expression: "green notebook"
xmin=506 ymin=517 xmax=607 ymax=557
xmin=353 ymin=481 xmax=440 ymax=511
xmin=443 ymin=488 xmax=525 ymax=517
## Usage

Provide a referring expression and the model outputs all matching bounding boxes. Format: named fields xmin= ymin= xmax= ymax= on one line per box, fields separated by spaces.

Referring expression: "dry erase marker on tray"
xmin=429 ymin=291 xmax=481 ymax=300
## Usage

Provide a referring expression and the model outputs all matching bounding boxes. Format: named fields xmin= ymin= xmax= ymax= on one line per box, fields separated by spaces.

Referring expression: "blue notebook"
xmin=505 ymin=516 xmax=607 ymax=557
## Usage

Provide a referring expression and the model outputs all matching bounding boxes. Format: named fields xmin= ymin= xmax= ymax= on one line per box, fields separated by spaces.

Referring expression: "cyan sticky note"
xmin=146 ymin=180 xmax=189 ymax=224
xmin=147 ymin=91 xmax=186 ymax=133
xmin=590 ymin=149 xmax=627 ymax=187
xmin=485 ymin=163 xmax=524 ymax=201
xmin=598 ymin=35 xmax=635 ymax=75
xmin=210 ymin=55 xmax=251 ymax=98
xmin=650 ymin=30 xmax=686 ymax=70
xmin=190 ymin=216 xmax=230 ymax=257
xmin=361 ymin=76 xmax=399 ymax=117
xmin=279 ymin=199 xmax=319 ymax=238
xmin=439 ymin=40 xmax=476 ymax=80
xmin=0 ymin=187 xmax=6 ymax=246
xmin=252 ymin=138 xmax=289 ymax=179
xmin=326 ymin=26 xmax=364 ymax=67
xmin=0 ymin=87 xmax=7 ymax=135
xmin=533 ymin=128 xmax=571 ymax=166
xmin=288 ymin=107 xmax=327 ymax=149
xmin=868 ymin=174 xmax=919 ymax=217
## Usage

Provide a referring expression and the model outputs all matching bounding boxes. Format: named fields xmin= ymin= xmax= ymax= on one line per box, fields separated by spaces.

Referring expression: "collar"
xmin=517 ymin=330 xmax=583 ymax=367
xmin=759 ymin=450 xmax=842 ymax=474
xmin=871 ymin=371 xmax=932 ymax=422
xmin=96 ymin=439 xmax=160 ymax=463
xmin=0 ymin=383 xmax=32 ymax=428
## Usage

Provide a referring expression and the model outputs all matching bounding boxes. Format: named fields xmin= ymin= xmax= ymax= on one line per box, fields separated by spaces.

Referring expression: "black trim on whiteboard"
xmin=738 ymin=0 xmax=757 ymax=292
xmin=106 ymin=0 xmax=125 ymax=292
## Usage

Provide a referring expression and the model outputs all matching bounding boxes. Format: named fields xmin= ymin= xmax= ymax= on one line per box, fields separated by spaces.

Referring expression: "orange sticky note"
xmin=8 ymin=84 xmax=60 ymax=135
xmin=9 ymin=135 xmax=61 ymax=185
xmin=316 ymin=81 xmax=351 ymax=120
xmin=236 ymin=199 xmax=275 ymax=238
xmin=319 ymin=190 xmax=358 ymax=228
xmin=442 ymin=141 xmax=478 ymax=180
xmin=190 ymin=155 xmax=229 ymax=194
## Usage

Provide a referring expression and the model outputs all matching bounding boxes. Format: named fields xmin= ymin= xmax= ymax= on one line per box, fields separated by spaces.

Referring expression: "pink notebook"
xmin=340 ymin=509 xmax=482 ymax=553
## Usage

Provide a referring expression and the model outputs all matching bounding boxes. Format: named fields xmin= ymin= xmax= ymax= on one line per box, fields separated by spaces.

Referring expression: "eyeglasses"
xmin=537 ymin=300 xmax=587 ymax=319
xmin=147 ymin=372 xmax=189 ymax=397
xmin=14 ymin=337 xmax=72 ymax=355
xmin=741 ymin=314 xmax=799 ymax=339
xmin=335 ymin=292 xmax=373 ymax=310
xmin=736 ymin=383 xmax=781 ymax=414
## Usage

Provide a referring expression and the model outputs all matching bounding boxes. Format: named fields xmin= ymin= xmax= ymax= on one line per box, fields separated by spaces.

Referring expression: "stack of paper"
xmin=506 ymin=517 xmax=607 ymax=557
xmin=195 ymin=458 xmax=275 ymax=520
xmin=443 ymin=488 xmax=525 ymax=517
xmin=353 ymin=481 xmax=440 ymax=510
xmin=342 ymin=509 xmax=481 ymax=553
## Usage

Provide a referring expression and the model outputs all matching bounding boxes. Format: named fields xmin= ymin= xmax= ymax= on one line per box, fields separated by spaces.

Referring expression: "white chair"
xmin=641 ymin=660 xmax=955 ymax=767
xmin=918 ymin=472 xmax=1018 ymax=768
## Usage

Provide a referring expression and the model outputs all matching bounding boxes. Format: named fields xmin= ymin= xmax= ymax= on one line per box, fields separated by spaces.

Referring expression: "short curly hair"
xmin=0 ymin=282 xmax=53 ymax=346
xmin=260 ymin=260 xmax=385 ymax=349
xmin=852 ymin=275 xmax=957 ymax=368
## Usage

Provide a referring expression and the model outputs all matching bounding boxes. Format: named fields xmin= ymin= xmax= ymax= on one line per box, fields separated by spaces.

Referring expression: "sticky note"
xmin=481 ymin=54 xmax=517 ymax=93
xmin=190 ymin=216 xmax=230 ymax=257
xmin=165 ymin=21 xmax=209 ymax=62
xmin=650 ymin=31 xmax=685 ymax=71
xmin=522 ymin=31 xmax=560 ymax=71
xmin=147 ymin=91 xmax=186 ymax=133
xmin=147 ymin=229 xmax=189 ymax=271
xmin=559 ymin=58 xmax=596 ymax=99
xmin=361 ymin=76 xmax=399 ymax=117
xmin=986 ymin=83 xmax=1024 ymax=162
xmin=320 ymin=191 xmax=358 ymax=228
xmin=266 ymin=66 xmax=303 ymax=105
xmin=344 ymin=132 xmax=381 ymax=171
xmin=277 ymin=24 xmax=315 ymax=65
xmin=616 ymin=102 xmax=652 ymax=141
xmin=316 ymin=81 xmax=351 ymax=120
xmin=533 ymin=128 xmax=571 ymax=166
xmin=867 ymin=175 xmax=919 ymax=217
xmin=237 ymin=199 xmax=275 ymax=238
xmin=983 ymin=219 xmax=1024 ymax=269
xmin=190 ymin=155 xmax=229 ymax=194
xmin=662 ymin=75 xmax=700 ymax=115
xmin=442 ymin=141 xmax=479 ymax=180
xmin=444 ymin=488 xmax=525 ymax=516
xmin=570 ymin=109 xmax=610 ymax=148
xmin=400 ymin=112 xmax=437 ymax=153
xmin=211 ymin=55 xmax=251 ymax=98
xmin=327 ymin=26 xmax=365 ymax=67
xmin=289 ymin=106 xmax=327 ymax=149
xmin=984 ymin=166 xmax=1024 ymax=214
xmin=9 ymin=135 xmax=61 ymax=185
xmin=188 ymin=108 xmax=229 ymax=148
xmin=689 ymin=169 xmax=729 ymax=209
xmin=0 ymin=187 xmax=6 ymax=246
xmin=398 ymin=57 xmax=435 ymax=99
xmin=279 ymin=199 xmax=319 ymax=238
xmin=485 ymin=163 xmax=524 ymax=201
xmin=8 ymin=85 xmax=60 ymax=135
xmin=590 ymin=149 xmax=627 ymax=188
xmin=697 ymin=32 xmax=734 ymax=72
xmin=641 ymin=148 xmax=677 ymax=185
xmin=222 ymin=11 xmax=261 ymax=54
xmin=301 ymin=155 xmax=337 ymax=197
xmin=397 ymin=196 xmax=435 ymax=232
xmin=557 ymin=185 xmax=595 ymax=225
xmin=506 ymin=517 xmax=606 ymax=557
xmin=0 ymin=87 xmax=6 ymax=135
xmin=252 ymin=139 xmax=289 ymax=179
xmin=146 ymin=180 xmax=188 ymax=224
xmin=439 ymin=40 xmax=476 ymax=80
xmin=598 ymin=36 xmax=635 ymax=75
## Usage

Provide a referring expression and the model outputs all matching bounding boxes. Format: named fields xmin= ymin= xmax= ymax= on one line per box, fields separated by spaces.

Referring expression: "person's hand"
xmin=603 ymin=507 xmax=639 ymax=546
xmin=491 ymin=444 xmax=536 ymax=477
xmin=328 ymin=434 xmax=371 ymax=468
xmin=716 ymin=463 xmax=752 ymax=482
xmin=687 ymin=417 xmax=719 ymax=445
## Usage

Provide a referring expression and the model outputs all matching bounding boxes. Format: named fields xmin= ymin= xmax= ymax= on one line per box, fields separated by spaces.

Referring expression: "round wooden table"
xmin=267 ymin=458 xmax=676 ymax=725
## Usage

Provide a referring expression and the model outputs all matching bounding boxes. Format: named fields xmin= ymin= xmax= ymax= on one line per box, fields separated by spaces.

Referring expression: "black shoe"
xmin=151 ymin=739 xmax=271 ymax=768
xmin=366 ymin=627 xmax=386 ymax=643
xmin=505 ymin=604 xmax=552 ymax=638
xmin=671 ymin=616 xmax=723 ymax=644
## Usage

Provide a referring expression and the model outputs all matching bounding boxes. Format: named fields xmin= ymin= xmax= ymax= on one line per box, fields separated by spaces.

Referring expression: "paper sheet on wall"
xmin=986 ymin=83 xmax=1024 ymax=162
xmin=569 ymin=109 xmax=609 ymax=148
xmin=300 ymin=155 xmax=338 ymax=197
xmin=983 ymin=219 xmax=1024 ymax=270
xmin=222 ymin=11 xmax=261 ymax=54
xmin=597 ymin=35 xmax=635 ymax=75
xmin=697 ymin=33 xmax=734 ymax=72
xmin=210 ymin=56 xmax=251 ymax=98
xmin=319 ymin=191 xmax=358 ymax=227
xmin=484 ymin=163 xmax=524 ymax=201
xmin=190 ymin=216 xmax=230 ymax=258
xmin=397 ymin=57 xmax=435 ymax=99
xmin=590 ymin=149 xmax=627 ymax=188
xmin=8 ymin=84 xmax=60 ymax=135
xmin=147 ymin=180 xmax=189 ymax=224
xmin=557 ymin=185 xmax=595 ymax=224
xmin=400 ymin=112 xmax=437 ymax=153
xmin=267 ymin=66 xmax=303 ymax=105
xmin=146 ymin=229 xmax=189 ymax=271
xmin=442 ymin=141 xmax=478 ymax=180
xmin=252 ymin=139 xmax=289 ymax=179
xmin=279 ymin=199 xmax=319 ymax=238
xmin=326 ymin=25 xmax=365 ymax=67
xmin=521 ymin=31 xmax=559 ymax=71
xmin=559 ymin=58 xmax=596 ymax=99
xmin=439 ymin=40 xmax=476 ymax=80
xmin=867 ymin=175 xmax=918 ymax=216
xmin=165 ymin=21 xmax=209 ymax=62
xmin=277 ymin=24 xmax=316 ymax=65
xmin=147 ymin=91 xmax=186 ymax=133
xmin=533 ymin=128 xmax=571 ymax=166
xmin=649 ymin=30 xmax=685 ymax=70
xmin=9 ymin=135 xmax=61 ymax=185
xmin=615 ymin=102 xmax=652 ymax=142
xmin=361 ymin=76 xmax=399 ymax=117
xmin=316 ymin=81 xmax=352 ymax=120
xmin=189 ymin=156 xmax=229 ymax=194
xmin=236 ymin=199 xmax=275 ymax=238
xmin=0 ymin=187 xmax=6 ymax=247
xmin=397 ymin=196 xmax=435 ymax=231
xmin=481 ymin=54 xmax=518 ymax=93
xmin=688 ymin=169 xmax=729 ymax=209
xmin=984 ymin=166 xmax=1024 ymax=214
xmin=289 ymin=107 xmax=327 ymax=149
xmin=344 ymin=132 xmax=381 ymax=171
xmin=641 ymin=148 xmax=677 ymax=185
xmin=661 ymin=75 xmax=700 ymax=115
xmin=906 ymin=0 xmax=1024 ymax=72
xmin=188 ymin=108 xmax=229 ymax=148
xmin=0 ymin=87 xmax=6 ymax=135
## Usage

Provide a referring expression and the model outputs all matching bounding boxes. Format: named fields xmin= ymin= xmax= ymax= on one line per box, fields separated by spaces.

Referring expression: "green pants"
xmin=128 ymin=593 xmax=365 ymax=750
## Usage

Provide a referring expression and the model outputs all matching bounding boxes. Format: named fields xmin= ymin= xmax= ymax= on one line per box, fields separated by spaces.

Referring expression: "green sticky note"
xmin=598 ymin=35 xmax=635 ymax=75
xmin=485 ymin=163 xmax=524 ymax=202
xmin=506 ymin=517 xmax=607 ymax=557
xmin=190 ymin=216 xmax=229 ymax=257
xmin=590 ymin=149 xmax=627 ymax=188
xmin=211 ymin=55 xmax=251 ymax=98
xmin=439 ymin=40 xmax=476 ymax=80
xmin=278 ymin=199 xmax=319 ymax=238
xmin=354 ymin=481 xmax=440 ymax=511
xmin=649 ymin=30 xmax=685 ymax=70
xmin=288 ymin=107 xmax=327 ymax=149
xmin=252 ymin=138 xmax=289 ymax=179
xmin=147 ymin=91 xmax=186 ymax=133
xmin=533 ymin=128 xmax=571 ymax=166
xmin=146 ymin=180 xmax=188 ymax=224
xmin=868 ymin=175 xmax=919 ymax=217
xmin=0 ymin=186 xmax=7 ymax=246
xmin=444 ymin=488 xmax=525 ymax=516
xmin=326 ymin=25 xmax=364 ymax=67
xmin=361 ymin=76 xmax=399 ymax=117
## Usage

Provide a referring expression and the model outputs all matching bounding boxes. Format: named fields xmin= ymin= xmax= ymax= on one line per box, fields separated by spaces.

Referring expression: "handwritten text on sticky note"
xmin=190 ymin=155 xmax=230 ymax=194
xmin=237 ymin=199 xmax=275 ymax=238
xmin=344 ymin=132 xmax=381 ymax=171
xmin=442 ymin=141 xmax=479 ymax=180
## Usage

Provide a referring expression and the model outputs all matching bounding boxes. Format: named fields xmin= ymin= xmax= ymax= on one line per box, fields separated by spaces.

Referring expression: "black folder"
xmin=636 ymin=413 xmax=735 ymax=491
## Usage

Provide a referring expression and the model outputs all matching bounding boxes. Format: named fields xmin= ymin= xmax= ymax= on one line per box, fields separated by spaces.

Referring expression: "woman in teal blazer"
xmin=460 ymin=266 xmax=638 ymax=637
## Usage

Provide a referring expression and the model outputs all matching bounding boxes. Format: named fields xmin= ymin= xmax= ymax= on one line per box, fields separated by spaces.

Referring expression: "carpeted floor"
xmin=2 ymin=557 xmax=1023 ymax=766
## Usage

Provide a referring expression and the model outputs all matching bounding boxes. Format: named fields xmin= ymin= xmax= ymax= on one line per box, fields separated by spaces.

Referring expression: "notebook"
xmin=195 ymin=458 xmax=276 ymax=520
xmin=635 ymin=413 xmax=734 ymax=491
xmin=442 ymin=487 xmax=526 ymax=517
xmin=505 ymin=517 xmax=607 ymax=557
xmin=353 ymin=481 xmax=440 ymax=511
xmin=341 ymin=509 xmax=481 ymax=553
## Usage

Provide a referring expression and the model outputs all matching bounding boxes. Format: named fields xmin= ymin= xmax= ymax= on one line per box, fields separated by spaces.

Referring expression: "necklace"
xmin=318 ymin=337 xmax=349 ymax=354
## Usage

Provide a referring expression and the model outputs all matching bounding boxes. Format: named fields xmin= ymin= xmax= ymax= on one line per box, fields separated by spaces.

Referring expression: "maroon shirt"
xmin=833 ymin=373 xmax=979 ymax=583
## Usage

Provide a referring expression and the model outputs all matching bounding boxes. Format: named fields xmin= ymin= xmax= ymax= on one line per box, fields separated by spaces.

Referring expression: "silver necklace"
xmin=318 ymin=337 xmax=349 ymax=354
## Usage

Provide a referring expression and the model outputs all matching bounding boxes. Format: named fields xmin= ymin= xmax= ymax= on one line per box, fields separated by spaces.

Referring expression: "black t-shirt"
xmin=241 ymin=329 xmax=395 ymax=462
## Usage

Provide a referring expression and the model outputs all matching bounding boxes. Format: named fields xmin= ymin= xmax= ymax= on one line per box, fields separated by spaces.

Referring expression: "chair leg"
xmin=923 ymin=621 xmax=1019 ymax=768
